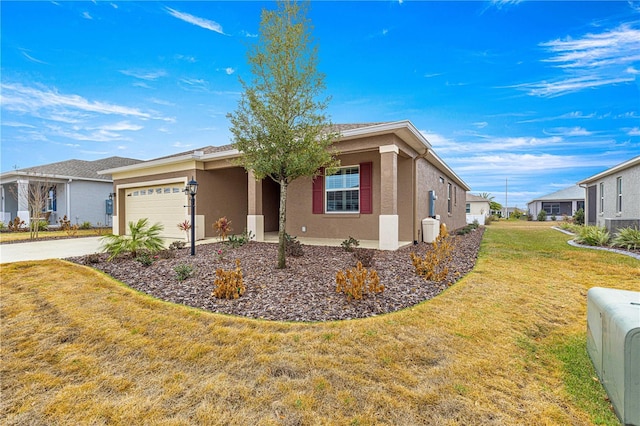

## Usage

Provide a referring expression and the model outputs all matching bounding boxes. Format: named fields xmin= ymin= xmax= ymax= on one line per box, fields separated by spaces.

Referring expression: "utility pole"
xmin=505 ymin=177 xmax=508 ymax=219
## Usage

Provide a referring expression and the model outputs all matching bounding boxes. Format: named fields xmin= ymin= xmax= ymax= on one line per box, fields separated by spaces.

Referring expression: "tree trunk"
xmin=277 ymin=179 xmax=288 ymax=269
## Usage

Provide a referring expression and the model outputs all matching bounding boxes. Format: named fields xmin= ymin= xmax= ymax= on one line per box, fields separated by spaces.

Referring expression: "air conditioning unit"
xmin=586 ymin=287 xmax=640 ymax=426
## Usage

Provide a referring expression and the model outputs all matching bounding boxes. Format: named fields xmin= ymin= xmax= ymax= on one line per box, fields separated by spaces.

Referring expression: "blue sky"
xmin=1 ymin=0 xmax=639 ymax=209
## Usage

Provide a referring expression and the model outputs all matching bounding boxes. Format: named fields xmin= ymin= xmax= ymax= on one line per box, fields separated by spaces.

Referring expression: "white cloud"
xmin=240 ymin=30 xmax=258 ymax=38
xmin=82 ymin=11 xmax=93 ymax=20
xmin=473 ymin=121 xmax=488 ymax=129
xmin=225 ymin=67 xmax=235 ymax=75
xmin=120 ymin=69 xmax=167 ymax=81
xmin=172 ymin=142 xmax=192 ymax=148
xmin=166 ymin=7 xmax=225 ymax=35
xmin=519 ymin=24 xmax=640 ymax=97
xmin=21 ymin=50 xmax=47 ymax=64
xmin=543 ymin=127 xmax=592 ymax=137
xmin=627 ymin=127 xmax=640 ymax=136
xmin=1 ymin=82 xmax=160 ymax=120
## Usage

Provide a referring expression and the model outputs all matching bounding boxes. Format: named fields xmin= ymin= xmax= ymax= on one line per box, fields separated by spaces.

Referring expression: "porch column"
xmin=247 ymin=170 xmax=264 ymax=242
xmin=16 ymin=179 xmax=30 ymax=225
xmin=379 ymin=145 xmax=399 ymax=250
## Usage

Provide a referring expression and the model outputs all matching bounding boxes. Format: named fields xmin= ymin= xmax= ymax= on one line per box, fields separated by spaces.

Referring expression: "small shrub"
xmin=8 ymin=217 xmax=26 ymax=232
xmin=353 ymin=248 xmax=375 ymax=267
xmin=226 ymin=229 xmax=254 ymax=248
xmin=336 ymin=261 xmax=383 ymax=301
xmin=36 ymin=220 xmax=49 ymax=231
xmin=485 ymin=215 xmax=495 ymax=225
xmin=100 ymin=218 xmax=164 ymax=261
xmin=550 ymin=215 xmax=557 ymax=221
xmin=58 ymin=215 xmax=79 ymax=236
xmin=573 ymin=208 xmax=585 ymax=226
xmin=341 ymin=236 xmax=360 ymax=252
xmin=174 ymin=264 xmax=194 ymax=282
xmin=0 ymin=221 xmax=5 ymax=230
xmin=215 ymin=246 xmax=227 ymax=261
xmin=79 ymin=221 xmax=92 ymax=230
xmin=575 ymin=226 xmax=610 ymax=246
xmin=537 ymin=210 xmax=547 ymax=222
xmin=410 ymin=233 xmax=453 ymax=282
xmin=84 ymin=253 xmax=102 ymax=264
xmin=285 ymin=233 xmax=304 ymax=257
xmin=612 ymin=226 xmax=640 ymax=250
xmin=135 ymin=251 xmax=155 ymax=266
xmin=212 ymin=259 xmax=245 ymax=299
xmin=213 ymin=216 xmax=232 ymax=241
xmin=177 ymin=220 xmax=191 ymax=241
xmin=169 ymin=240 xmax=186 ymax=250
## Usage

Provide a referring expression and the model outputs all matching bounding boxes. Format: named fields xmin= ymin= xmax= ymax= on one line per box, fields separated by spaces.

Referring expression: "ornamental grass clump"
xmin=212 ymin=260 xmax=245 ymax=299
xmin=336 ymin=261 xmax=383 ymax=301
xmin=575 ymin=225 xmax=610 ymax=246
xmin=612 ymin=226 xmax=640 ymax=250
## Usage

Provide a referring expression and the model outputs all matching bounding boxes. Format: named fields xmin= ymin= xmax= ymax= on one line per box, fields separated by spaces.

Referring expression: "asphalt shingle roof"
xmin=529 ymin=185 xmax=585 ymax=202
xmin=15 ymin=157 xmax=142 ymax=181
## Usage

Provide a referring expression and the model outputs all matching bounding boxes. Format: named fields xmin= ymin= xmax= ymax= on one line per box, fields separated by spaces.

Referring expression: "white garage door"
xmin=125 ymin=184 xmax=186 ymax=239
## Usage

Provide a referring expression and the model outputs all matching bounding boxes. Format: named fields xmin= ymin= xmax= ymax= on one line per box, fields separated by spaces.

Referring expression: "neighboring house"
xmin=0 ymin=157 xmax=142 ymax=227
xmin=577 ymin=155 xmax=640 ymax=232
xmin=100 ymin=121 xmax=471 ymax=250
xmin=465 ymin=193 xmax=490 ymax=225
xmin=527 ymin=185 xmax=585 ymax=220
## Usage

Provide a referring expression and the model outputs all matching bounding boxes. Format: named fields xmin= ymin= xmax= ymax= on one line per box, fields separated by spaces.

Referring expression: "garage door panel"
xmin=125 ymin=184 xmax=186 ymax=239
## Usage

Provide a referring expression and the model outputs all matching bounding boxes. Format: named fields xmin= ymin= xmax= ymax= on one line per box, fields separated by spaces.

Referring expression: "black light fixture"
xmin=185 ymin=177 xmax=198 ymax=255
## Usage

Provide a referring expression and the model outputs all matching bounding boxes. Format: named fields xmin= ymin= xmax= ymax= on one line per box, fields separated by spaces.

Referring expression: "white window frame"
xmin=616 ymin=177 xmax=622 ymax=213
xmin=325 ymin=165 xmax=360 ymax=214
xmin=599 ymin=182 xmax=604 ymax=213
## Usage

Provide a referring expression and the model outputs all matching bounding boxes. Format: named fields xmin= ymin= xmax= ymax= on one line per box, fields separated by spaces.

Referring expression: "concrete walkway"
xmin=0 ymin=237 xmax=103 ymax=264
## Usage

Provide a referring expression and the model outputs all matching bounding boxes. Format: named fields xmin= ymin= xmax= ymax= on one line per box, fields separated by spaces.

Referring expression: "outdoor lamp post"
xmin=185 ymin=177 xmax=198 ymax=256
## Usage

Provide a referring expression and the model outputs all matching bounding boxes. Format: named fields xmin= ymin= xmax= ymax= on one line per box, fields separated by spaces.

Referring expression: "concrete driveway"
xmin=0 ymin=237 xmax=103 ymax=264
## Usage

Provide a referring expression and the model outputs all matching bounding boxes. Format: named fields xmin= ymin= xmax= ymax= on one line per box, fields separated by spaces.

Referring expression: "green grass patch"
xmin=548 ymin=334 xmax=619 ymax=425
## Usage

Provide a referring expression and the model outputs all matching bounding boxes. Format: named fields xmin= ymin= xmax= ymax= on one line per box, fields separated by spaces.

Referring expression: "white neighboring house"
xmin=577 ymin=155 xmax=640 ymax=232
xmin=527 ymin=185 xmax=585 ymax=220
xmin=0 ymin=157 xmax=141 ymax=227
xmin=466 ymin=193 xmax=490 ymax=225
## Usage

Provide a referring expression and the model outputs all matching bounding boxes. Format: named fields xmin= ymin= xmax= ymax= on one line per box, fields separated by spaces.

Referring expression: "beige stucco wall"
xmin=415 ymin=158 xmax=466 ymax=236
xmin=195 ymin=168 xmax=248 ymax=238
xmin=285 ymin=151 xmax=381 ymax=240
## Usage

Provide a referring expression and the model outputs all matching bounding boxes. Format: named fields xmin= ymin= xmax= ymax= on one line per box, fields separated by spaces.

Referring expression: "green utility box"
xmin=587 ymin=287 xmax=640 ymax=426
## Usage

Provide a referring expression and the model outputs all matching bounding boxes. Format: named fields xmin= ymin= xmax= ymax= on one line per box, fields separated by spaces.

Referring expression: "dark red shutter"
xmin=360 ymin=162 xmax=372 ymax=214
xmin=312 ymin=168 xmax=324 ymax=214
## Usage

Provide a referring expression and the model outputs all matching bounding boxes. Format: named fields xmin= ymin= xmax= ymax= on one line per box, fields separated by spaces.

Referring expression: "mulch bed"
xmin=69 ymin=229 xmax=484 ymax=322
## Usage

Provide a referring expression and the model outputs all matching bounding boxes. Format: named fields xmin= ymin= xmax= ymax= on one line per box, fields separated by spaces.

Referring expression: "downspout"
xmin=412 ymin=148 xmax=430 ymax=244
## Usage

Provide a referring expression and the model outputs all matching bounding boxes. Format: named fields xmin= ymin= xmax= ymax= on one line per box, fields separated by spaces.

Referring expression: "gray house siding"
xmin=580 ymin=157 xmax=640 ymax=230
xmin=68 ymin=181 xmax=114 ymax=226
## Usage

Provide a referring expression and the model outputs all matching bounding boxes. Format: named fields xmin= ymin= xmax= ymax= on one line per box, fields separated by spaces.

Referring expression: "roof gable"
xmin=5 ymin=156 xmax=142 ymax=181
xmin=528 ymin=185 xmax=585 ymax=203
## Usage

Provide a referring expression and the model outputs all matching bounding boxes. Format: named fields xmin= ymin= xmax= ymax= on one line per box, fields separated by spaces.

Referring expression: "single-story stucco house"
xmin=527 ymin=185 xmax=585 ymax=220
xmin=577 ymin=155 xmax=640 ymax=232
xmin=465 ymin=193 xmax=490 ymax=225
xmin=0 ymin=156 xmax=142 ymax=227
xmin=100 ymin=121 xmax=470 ymax=250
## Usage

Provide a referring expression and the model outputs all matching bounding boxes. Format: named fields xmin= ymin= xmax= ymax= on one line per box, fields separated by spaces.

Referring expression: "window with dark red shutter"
xmin=312 ymin=168 xmax=324 ymax=214
xmin=360 ymin=162 xmax=372 ymax=214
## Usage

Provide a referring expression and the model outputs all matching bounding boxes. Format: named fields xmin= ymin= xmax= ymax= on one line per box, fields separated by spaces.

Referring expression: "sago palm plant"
xmin=101 ymin=218 xmax=164 ymax=260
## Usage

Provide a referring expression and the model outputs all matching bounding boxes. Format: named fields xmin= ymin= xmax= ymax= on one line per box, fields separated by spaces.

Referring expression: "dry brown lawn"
xmin=2 ymin=221 xmax=638 ymax=425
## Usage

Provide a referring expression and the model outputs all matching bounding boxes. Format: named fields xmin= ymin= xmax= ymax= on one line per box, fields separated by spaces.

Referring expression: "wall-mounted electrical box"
xmin=587 ymin=287 xmax=640 ymax=426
